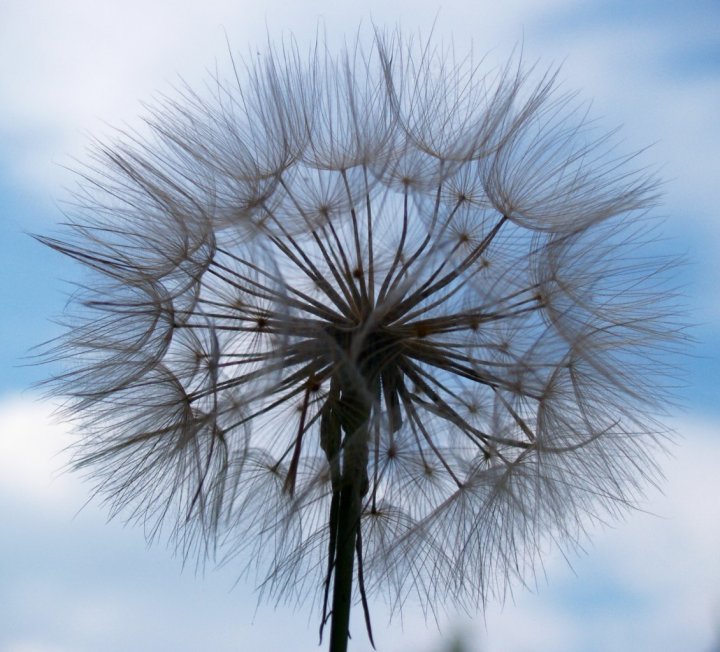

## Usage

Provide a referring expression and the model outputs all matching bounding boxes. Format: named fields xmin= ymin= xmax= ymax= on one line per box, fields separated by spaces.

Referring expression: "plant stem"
xmin=329 ymin=481 xmax=361 ymax=652
xmin=325 ymin=378 xmax=371 ymax=652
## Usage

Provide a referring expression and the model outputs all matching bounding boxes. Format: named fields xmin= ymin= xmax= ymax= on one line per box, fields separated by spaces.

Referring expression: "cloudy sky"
xmin=1 ymin=1 xmax=719 ymax=651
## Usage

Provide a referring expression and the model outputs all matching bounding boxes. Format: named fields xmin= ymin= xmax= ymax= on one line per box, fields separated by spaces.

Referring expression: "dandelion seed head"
xmin=40 ymin=27 xmax=684 ymax=632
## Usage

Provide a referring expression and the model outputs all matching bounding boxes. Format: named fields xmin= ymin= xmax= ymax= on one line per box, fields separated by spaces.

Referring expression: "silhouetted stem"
xmin=326 ymin=381 xmax=371 ymax=652
xmin=329 ymin=481 xmax=361 ymax=652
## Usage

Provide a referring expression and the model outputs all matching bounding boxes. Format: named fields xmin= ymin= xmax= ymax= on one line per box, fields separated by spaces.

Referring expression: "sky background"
xmin=1 ymin=1 xmax=719 ymax=651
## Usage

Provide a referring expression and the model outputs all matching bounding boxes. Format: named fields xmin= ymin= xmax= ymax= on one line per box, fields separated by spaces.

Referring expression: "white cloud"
xmin=3 ymin=643 xmax=68 ymax=652
xmin=0 ymin=395 xmax=78 ymax=506
xmin=527 ymin=20 xmax=720 ymax=224
xmin=474 ymin=415 xmax=720 ymax=652
xmin=3 ymin=0 xmax=716 ymax=256
xmin=0 ymin=0 xmax=574 ymax=201
xmin=2 ymin=394 xmax=719 ymax=651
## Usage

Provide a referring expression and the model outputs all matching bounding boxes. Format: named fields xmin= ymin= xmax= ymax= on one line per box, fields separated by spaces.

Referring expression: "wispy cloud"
xmin=0 ymin=0 xmax=598 ymax=198
xmin=2 ymin=397 xmax=718 ymax=651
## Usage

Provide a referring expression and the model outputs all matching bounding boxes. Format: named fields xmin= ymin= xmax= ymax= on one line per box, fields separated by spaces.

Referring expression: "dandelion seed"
xmin=40 ymin=28 xmax=684 ymax=652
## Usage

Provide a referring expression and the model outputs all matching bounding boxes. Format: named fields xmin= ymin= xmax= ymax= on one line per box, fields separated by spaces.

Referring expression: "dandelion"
xmin=40 ymin=29 xmax=682 ymax=652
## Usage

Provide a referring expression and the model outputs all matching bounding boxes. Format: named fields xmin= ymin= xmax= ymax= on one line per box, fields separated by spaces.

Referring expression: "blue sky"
xmin=1 ymin=1 xmax=719 ymax=651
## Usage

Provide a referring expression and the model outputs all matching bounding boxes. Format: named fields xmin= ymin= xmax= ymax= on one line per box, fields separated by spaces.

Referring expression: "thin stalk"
xmin=322 ymin=376 xmax=373 ymax=652
xmin=329 ymin=481 xmax=361 ymax=652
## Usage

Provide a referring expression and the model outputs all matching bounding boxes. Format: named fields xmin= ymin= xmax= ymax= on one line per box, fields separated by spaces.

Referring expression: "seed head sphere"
xmin=41 ymin=29 xmax=682 ymax=643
